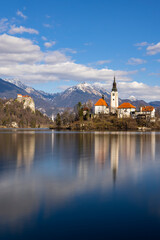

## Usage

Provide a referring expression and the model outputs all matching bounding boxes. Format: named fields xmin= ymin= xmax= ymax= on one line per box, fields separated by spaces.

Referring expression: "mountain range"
xmin=0 ymin=78 xmax=160 ymax=116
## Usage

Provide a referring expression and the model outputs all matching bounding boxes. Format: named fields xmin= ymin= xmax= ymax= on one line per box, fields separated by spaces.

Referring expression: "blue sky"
xmin=0 ymin=0 xmax=160 ymax=101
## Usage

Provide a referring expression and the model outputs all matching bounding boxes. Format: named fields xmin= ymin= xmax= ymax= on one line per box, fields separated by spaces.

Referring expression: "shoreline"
xmin=0 ymin=127 xmax=160 ymax=133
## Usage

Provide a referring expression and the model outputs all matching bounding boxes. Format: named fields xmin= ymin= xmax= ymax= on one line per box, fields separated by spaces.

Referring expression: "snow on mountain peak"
xmin=62 ymin=82 xmax=110 ymax=100
xmin=4 ymin=78 xmax=28 ymax=90
xmin=129 ymin=95 xmax=137 ymax=101
xmin=76 ymin=82 xmax=92 ymax=91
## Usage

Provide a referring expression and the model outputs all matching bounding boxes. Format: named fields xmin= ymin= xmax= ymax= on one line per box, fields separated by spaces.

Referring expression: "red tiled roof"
xmin=23 ymin=95 xmax=30 ymax=97
xmin=17 ymin=94 xmax=30 ymax=98
xmin=118 ymin=102 xmax=136 ymax=109
xmin=142 ymin=106 xmax=154 ymax=112
xmin=94 ymin=98 xmax=108 ymax=107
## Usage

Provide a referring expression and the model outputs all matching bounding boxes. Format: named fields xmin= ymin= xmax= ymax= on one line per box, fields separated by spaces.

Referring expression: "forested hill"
xmin=0 ymin=98 xmax=52 ymax=128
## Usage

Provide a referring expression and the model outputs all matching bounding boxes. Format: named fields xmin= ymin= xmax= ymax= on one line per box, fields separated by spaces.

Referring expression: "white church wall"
xmin=95 ymin=106 xmax=109 ymax=115
xmin=110 ymin=91 xmax=118 ymax=114
xmin=118 ymin=108 xmax=136 ymax=118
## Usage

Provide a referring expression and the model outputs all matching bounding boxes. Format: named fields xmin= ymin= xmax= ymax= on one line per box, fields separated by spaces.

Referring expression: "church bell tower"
xmin=110 ymin=76 xmax=118 ymax=114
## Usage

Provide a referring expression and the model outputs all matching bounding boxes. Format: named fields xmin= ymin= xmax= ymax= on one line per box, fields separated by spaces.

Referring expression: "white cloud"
xmin=0 ymin=34 xmax=40 ymax=54
xmin=127 ymin=58 xmax=147 ymax=65
xmin=44 ymin=41 xmax=56 ymax=48
xmin=9 ymin=25 xmax=39 ymax=35
xmin=43 ymin=23 xmax=52 ymax=28
xmin=60 ymin=48 xmax=77 ymax=54
xmin=16 ymin=10 xmax=27 ymax=20
xmin=0 ymin=18 xmax=9 ymax=33
xmin=147 ymin=42 xmax=160 ymax=55
xmin=41 ymin=36 xmax=47 ymax=41
xmin=119 ymin=81 xmax=160 ymax=101
xmin=118 ymin=81 xmax=160 ymax=100
xmin=84 ymin=42 xmax=92 ymax=46
xmin=94 ymin=81 xmax=160 ymax=101
xmin=134 ymin=42 xmax=148 ymax=47
xmin=0 ymin=34 xmax=134 ymax=86
xmin=149 ymin=72 xmax=160 ymax=76
xmin=0 ymin=34 xmax=42 ymax=63
xmin=44 ymin=51 xmax=71 ymax=64
xmin=95 ymin=60 xmax=111 ymax=65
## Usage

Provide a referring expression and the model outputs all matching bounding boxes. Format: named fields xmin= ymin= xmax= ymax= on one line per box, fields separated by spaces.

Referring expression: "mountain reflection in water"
xmin=0 ymin=131 xmax=160 ymax=239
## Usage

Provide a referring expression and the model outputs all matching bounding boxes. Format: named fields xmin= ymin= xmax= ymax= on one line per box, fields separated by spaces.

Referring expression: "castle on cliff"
xmin=17 ymin=94 xmax=35 ymax=113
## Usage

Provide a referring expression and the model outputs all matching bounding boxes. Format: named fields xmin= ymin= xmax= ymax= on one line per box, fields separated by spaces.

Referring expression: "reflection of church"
xmin=110 ymin=135 xmax=119 ymax=182
xmin=94 ymin=133 xmax=119 ymax=182
xmin=94 ymin=132 xmax=156 ymax=184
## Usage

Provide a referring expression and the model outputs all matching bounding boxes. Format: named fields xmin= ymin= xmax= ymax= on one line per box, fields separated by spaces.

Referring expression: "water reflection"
xmin=0 ymin=132 xmax=35 ymax=168
xmin=0 ymin=131 xmax=160 ymax=237
xmin=94 ymin=133 xmax=109 ymax=166
xmin=110 ymin=134 xmax=119 ymax=183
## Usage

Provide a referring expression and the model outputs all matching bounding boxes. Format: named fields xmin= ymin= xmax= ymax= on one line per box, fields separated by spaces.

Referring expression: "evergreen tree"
xmin=56 ymin=113 xmax=61 ymax=127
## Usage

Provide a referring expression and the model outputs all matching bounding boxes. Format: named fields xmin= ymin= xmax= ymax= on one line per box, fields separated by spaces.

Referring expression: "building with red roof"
xmin=117 ymin=102 xmax=136 ymax=118
xmin=118 ymin=103 xmax=136 ymax=109
xmin=139 ymin=106 xmax=155 ymax=119
xmin=94 ymin=95 xmax=109 ymax=115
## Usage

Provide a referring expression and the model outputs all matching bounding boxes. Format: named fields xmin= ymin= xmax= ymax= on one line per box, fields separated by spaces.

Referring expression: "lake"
xmin=0 ymin=130 xmax=160 ymax=239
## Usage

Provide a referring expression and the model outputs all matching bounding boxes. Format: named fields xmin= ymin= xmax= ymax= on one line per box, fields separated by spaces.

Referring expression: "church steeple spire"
xmin=112 ymin=76 xmax=117 ymax=92
xmin=110 ymin=76 xmax=119 ymax=113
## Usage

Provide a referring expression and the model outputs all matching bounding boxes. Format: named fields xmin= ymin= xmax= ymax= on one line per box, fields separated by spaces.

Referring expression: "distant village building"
xmin=83 ymin=107 xmax=89 ymax=116
xmin=17 ymin=94 xmax=35 ymax=113
xmin=94 ymin=95 xmax=109 ymax=114
xmin=136 ymin=106 xmax=156 ymax=119
xmin=117 ymin=102 xmax=136 ymax=118
xmin=110 ymin=77 xmax=119 ymax=114
xmin=140 ymin=106 xmax=155 ymax=118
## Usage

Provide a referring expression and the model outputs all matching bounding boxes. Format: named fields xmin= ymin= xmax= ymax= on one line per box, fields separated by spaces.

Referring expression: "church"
xmin=94 ymin=77 xmax=155 ymax=119
xmin=94 ymin=76 xmax=119 ymax=115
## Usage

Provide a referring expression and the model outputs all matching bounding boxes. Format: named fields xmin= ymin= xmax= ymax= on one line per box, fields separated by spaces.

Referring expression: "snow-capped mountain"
xmin=4 ymin=78 xmax=27 ymax=89
xmin=4 ymin=79 xmax=55 ymax=100
xmin=128 ymin=95 xmax=137 ymax=101
xmin=50 ymin=83 xmax=111 ymax=108
xmin=1 ymin=79 xmax=112 ymax=113
xmin=63 ymin=82 xmax=110 ymax=96
xmin=4 ymin=80 xmax=111 ymax=107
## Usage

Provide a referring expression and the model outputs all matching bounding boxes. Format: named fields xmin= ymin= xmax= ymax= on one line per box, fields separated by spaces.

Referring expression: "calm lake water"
xmin=0 ymin=130 xmax=160 ymax=239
